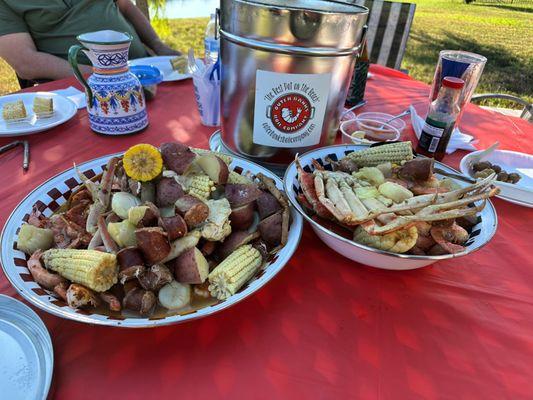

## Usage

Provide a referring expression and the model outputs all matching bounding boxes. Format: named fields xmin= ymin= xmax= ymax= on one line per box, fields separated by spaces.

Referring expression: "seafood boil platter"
xmin=1 ymin=143 xmax=303 ymax=327
xmin=284 ymin=142 xmax=499 ymax=269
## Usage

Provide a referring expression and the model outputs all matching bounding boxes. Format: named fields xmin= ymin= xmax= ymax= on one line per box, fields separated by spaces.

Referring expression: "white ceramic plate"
xmin=284 ymin=144 xmax=498 ymax=270
xmin=460 ymin=150 xmax=533 ymax=208
xmin=0 ymin=152 xmax=303 ymax=327
xmin=0 ymin=295 xmax=53 ymax=400
xmin=129 ymin=56 xmax=191 ymax=82
xmin=0 ymin=92 xmax=77 ymax=137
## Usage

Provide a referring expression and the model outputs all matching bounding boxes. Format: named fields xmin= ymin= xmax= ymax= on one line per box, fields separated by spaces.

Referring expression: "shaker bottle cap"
xmin=442 ymin=76 xmax=465 ymax=89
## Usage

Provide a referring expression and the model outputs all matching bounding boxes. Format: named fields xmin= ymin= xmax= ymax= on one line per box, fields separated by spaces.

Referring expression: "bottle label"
xmin=253 ymin=70 xmax=331 ymax=148
xmin=419 ymin=117 xmax=449 ymax=153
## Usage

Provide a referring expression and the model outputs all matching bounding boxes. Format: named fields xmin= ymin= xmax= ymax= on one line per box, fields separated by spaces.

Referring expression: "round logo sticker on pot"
xmin=270 ymin=93 xmax=312 ymax=133
xmin=253 ymin=70 xmax=331 ymax=148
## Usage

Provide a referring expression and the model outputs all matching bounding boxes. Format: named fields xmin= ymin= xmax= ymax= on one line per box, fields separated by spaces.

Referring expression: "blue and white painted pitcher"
xmin=68 ymin=30 xmax=148 ymax=135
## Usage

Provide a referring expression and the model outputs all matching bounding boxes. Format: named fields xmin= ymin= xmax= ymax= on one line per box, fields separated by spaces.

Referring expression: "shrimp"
xmin=27 ymin=250 xmax=67 ymax=290
xmin=430 ymin=221 xmax=469 ymax=254
xmin=66 ymin=284 xmax=100 ymax=309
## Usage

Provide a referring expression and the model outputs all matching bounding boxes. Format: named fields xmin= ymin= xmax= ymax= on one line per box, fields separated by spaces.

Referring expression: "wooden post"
xmin=135 ymin=0 xmax=150 ymax=20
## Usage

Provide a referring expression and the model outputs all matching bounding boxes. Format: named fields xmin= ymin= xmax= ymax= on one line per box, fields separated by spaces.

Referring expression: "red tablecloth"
xmin=1 ymin=65 xmax=532 ymax=400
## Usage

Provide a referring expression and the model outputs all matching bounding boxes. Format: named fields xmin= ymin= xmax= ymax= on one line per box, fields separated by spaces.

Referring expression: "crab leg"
xmin=97 ymin=215 xmax=119 ymax=253
xmin=337 ymin=180 xmax=369 ymax=219
xmin=295 ymin=158 xmax=332 ymax=219
xmin=74 ymin=164 xmax=99 ymax=201
xmin=313 ymin=173 xmax=349 ymax=222
xmin=363 ymin=175 xmax=497 ymax=220
xmin=363 ymin=202 xmax=486 ymax=235
xmin=416 ymin=188 xmax=498 ymax=217
xmin=98 ymin=157 xmax=119 ymax=207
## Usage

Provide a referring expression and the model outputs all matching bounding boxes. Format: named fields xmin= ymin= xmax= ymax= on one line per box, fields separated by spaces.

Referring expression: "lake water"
xmin=160 ymin=0 xmax=220 ymax=18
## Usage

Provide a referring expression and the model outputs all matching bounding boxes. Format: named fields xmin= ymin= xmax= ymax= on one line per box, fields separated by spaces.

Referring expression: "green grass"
xmin=1 ymin=2 xmax=532 ymax=109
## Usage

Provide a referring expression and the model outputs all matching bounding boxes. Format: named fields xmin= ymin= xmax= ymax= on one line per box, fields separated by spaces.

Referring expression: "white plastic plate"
xmin=460 ymin=149 xmax=533 ymax=207
xmin=0 ymin=92 xmax=77 ymax=137
xmin=129 ymin=56 xmax=192 ymax=82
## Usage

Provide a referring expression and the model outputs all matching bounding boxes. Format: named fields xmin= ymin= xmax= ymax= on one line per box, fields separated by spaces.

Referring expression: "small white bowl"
xmin=284 ymin=144 xmax=498 ymax=270
xmin=357 ymin=111 xmax=407 ymax=133
xmin=460 ymin=149 xmax=533 ymax=208
xmin=340 ymin=118 xmax=400 ymax=145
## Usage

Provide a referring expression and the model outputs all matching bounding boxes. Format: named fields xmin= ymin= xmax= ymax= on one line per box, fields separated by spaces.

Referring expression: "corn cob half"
xmin=227 ymin=171 xmax=254 ymax=185
xmin=191 ymin=148 xmax=232 ymax=165
xmin=187 ymin=174 xmax=215 ymax=200
xmin=344 ymin=141 xmax=414 ymax=167
xmin=208 ymin=245 xmax=262 ymax=300
xmin=42 ymin=249 xmax=118 ymax=292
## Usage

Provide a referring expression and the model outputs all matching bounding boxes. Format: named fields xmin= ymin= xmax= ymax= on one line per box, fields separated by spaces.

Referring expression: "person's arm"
xmin=116 ymin=0 xmax=180 ymax=56
xmin=0 ymin=32 xmax=92 ymax=80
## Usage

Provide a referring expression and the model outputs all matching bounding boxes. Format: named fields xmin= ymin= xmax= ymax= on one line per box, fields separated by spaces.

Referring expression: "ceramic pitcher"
xmin=68 ymin=30 xmax=148 ymax=135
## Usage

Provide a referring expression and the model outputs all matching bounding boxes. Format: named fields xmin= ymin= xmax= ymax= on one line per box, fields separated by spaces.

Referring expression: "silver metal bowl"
xmin=283 ymin=144 xmax=498 ymax=270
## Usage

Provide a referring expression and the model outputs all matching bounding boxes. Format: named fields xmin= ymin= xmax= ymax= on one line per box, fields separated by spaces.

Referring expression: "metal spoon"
xmin=378 ymin=109 xmax=411 ymax=129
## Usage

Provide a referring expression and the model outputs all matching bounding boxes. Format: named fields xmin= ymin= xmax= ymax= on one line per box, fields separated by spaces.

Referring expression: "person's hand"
xmin=151 ymin=40 xmax=181 ymax=56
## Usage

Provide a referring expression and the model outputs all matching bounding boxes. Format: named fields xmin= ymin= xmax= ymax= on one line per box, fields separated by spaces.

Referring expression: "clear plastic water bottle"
xmin=204 ymin=13 xmax=219 ymax=65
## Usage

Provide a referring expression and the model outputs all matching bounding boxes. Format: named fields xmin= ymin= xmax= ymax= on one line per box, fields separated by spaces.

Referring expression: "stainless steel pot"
xmin=220 ymin=0 xmax=368 ymax=166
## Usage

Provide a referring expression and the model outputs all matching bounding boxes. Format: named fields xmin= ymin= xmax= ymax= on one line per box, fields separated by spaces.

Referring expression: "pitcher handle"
xmin=68 ymin=44 xmax=93 ymax=108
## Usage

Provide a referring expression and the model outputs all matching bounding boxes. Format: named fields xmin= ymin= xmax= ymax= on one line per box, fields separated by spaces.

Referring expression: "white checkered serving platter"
xmin=0 ymin=152 xmax=303 ymax=327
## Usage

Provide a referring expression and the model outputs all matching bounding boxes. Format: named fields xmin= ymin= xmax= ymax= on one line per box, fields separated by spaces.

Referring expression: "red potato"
xmin=225 ymin=184 xmax=262 ymax=207
xmin=197 ymin=154 xmax=229 ymax=184
xmin=123 ymin=279 xmax=140 ymax=295
xmin=135 ymin=227 xmax=171 ymax=264
xmin=140 ymin=202 xmax=160 ymax=226
xmin=258 ymin=212 xmax=282 ymax=247
xmin=256 ymin=191 xmax=281 ymax=219
xmin=230 ymin=202 xmax=255 ymax=230
xmin=116 ymin=247 xmax=144 ymax=271
xmin=200 ymin=240 xmax=217 ymax=257
xmin=217 ymin=230 xmax=260 ymax=260
xmin=160 ymin=142 xmax=196 ymax=174
xmin=138 ymin=264 xmax=174 ymax=291
xmin=159 ymin=214 xmax=188 ymax=241
xmin=175 ymin=195 xmax=209 ymax=228
xmin=398 ymin=158 xmax=434 ymax=182
xmin=118 ymin=265 xmax=146 ymax=284
xmin=122 ymin=287 xmax=157 ymax=316
xmin=156 ymin=177 xmax=185 ymax=208
xmin=171 ymin=247 xmax=209 ymax=284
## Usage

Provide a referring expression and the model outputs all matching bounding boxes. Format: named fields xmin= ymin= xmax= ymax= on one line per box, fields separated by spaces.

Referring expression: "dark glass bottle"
xmin=345 ymin=39 xmax=369 ymax=107
xmin=416 ymin=76 xmax=465 ymax=161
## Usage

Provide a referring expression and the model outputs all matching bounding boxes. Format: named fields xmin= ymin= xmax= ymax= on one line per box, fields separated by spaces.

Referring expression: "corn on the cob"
xmin=344 ymin=141 xmax=414 ymax=167
xmin=208 ymin=245 xmax=262 ymax=300
xmin=227 ymin=171 xmax=254 ymax=185
xmin=42 ymin=249 xmax=118 ymax=292
xmin=191 ymin=148 xmax=232 ymax=165
xmin=187 ymin=174 xmax=215 ymax=200
xmin=123 ymin=144 xmax=163 ymax=182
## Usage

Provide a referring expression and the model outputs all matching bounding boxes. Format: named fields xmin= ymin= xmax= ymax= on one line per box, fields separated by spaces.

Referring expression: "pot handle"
xmin=68 ymin=44 xmax=93 ymax=108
